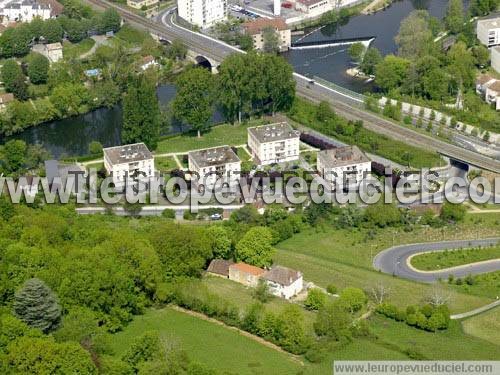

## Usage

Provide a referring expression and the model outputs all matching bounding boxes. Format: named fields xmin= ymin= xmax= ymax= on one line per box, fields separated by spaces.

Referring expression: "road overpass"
xmin=86 ymin=0 xmax=500 ymax=173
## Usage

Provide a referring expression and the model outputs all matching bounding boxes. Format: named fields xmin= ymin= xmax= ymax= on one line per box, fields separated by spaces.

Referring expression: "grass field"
xmin=274 ymin=213 xmax=500 ymax=313
xmin=115 ymin=24 xmax=152 ymax=47
xmin=62 ymin=39 xmax=95 ymax=60
xmin=462 ymin=306 xmax=500 ymax=345
xmin=109 ymin=307 xmax=303 ymax=375
xmin=411 ymin=245 xmax=500 ymax=271
xmin=155 ymin=156 xmax=178 ymax=173
xmin=155 ymin=120 xmax=266 ymax=153
xmin=448 ymin=271 xmax=500 ymax=299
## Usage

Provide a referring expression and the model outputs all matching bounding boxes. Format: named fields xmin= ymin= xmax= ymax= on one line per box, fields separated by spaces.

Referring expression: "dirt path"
xmin=171 ymin=305 xmax=304 ymax=365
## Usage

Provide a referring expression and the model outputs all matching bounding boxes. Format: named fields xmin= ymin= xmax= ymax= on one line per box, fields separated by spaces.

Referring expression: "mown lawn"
xmin=154 ymin=156 xmax=178 ymax=173
xmin=274 ymin=213 xmax=500 ymax=313
xmin=462 ymin=306 xmax=500 ymax=345
xmin=368 ymin=315 xmax=500 ymax=360
xmin=114 ymin=24 xmax=152 ymax=47
xmin=109 ymin=307 xmax=304 ymax=375
xmin=62 ymin=38 xmax=95 ymax=59
xmin=155 ymin=120 xmax=265 ymax=153
xmin=411 ymin=245 xmax=500 ymax=271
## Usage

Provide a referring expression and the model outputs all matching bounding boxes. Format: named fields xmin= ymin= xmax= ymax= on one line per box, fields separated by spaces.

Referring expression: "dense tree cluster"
xmin=376 ymin=303 xmax=451 ymax=332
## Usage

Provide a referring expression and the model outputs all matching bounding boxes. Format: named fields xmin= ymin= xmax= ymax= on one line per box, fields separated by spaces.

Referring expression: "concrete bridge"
xmin=86 ymin=0 xmax=500 ymax=173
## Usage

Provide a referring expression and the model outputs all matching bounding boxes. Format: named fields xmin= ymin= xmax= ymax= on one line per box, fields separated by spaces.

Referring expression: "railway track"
xmin=86 ymin=0 xmax=500 ymax=172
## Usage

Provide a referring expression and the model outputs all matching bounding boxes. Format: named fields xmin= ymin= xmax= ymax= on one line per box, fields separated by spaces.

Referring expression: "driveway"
xmin=373 ymin=238 xmax=500 ymax=283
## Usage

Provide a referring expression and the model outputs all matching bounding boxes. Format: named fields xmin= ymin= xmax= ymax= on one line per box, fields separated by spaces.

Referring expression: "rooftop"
xmin=262 ymin=265 xmax=302 ymax=286
xmin=229 ymin=262 xmax=265 ymax=276
xmin=296 ymin=0 xmax=327 ymax=6
xmin=243 ymin=17 xmax=288 ymax=35
xmin=207 ymin=259 xmax=234 ymax=277
xmin=103 ymin=143 xmax=153 ymax=165
xmin=46 ymin=42 xmax=62 ymax=51
xmin=248 ymin=123 xmax=300 ymax=144
xmin=477 ymin=16 xmax=500 ymax=28
xmin=189 ymin=145 xmax=240 ymax=168
xmin=318 ymin=145 xmax=370 ymax=168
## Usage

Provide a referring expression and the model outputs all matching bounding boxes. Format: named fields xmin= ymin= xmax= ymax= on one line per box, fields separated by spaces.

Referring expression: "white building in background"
xmin=188 ymin=145 xmax=241 ymax=188
xmin=242 ymin=17 xmax=291 ymax=52
xmin=103 ymin=143 xmax=155 ymax=187
xmin=177 ymin=0 xmax=227 ymax=29
xmin=476 ymin=74 xmax=500 ymax=111
xmin=476 ymin=17 xmax=500 ymax=47
xmin=262 ymin=265 xmax=303 ymax=300
xmin=1 ymin=0 xmax=51 ymax=22
xmin=317 ymin=145 xmax=371 ymax=190
xmin=294 ymin=0 xmax=331 ymax=17
xmin=247 ymin=123 xmax=300 ymax=166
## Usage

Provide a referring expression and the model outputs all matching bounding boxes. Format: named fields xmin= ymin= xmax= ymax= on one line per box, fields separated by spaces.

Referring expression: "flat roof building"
xmin=317 ymin=145 xmax=371 ymax=190
xmin=477 ymin=17 xmax=500 ymax=47
xmin=247 ymin=123 xmax=300 ymax=166
xmin=188 ymin=145 xmax=241 ymax=188
xmin=103 ymin=143 xmax=155 ymax=187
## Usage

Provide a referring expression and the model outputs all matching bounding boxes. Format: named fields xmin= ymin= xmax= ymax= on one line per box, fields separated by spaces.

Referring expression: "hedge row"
xmin=375 ymin=303 xmax=450 ymax=332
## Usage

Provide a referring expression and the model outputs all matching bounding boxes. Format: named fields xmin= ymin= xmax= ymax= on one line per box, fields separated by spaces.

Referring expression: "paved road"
xmin=86 ymin=0 xmax=500 ymax=173
xmin=373 ymin=238 xmax=500 ymax=283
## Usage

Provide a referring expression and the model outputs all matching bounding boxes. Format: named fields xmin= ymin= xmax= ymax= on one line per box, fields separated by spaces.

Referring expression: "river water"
xmin=284 ymin=0 xmax=454 ymax=92
xmin=6 ymin=0 xmax=455 ymax=156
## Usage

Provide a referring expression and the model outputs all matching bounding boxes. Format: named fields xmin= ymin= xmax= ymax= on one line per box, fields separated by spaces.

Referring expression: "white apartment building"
xmin=247 ymin=123 xmax=300 ymax=166
xmin=476 ymin=17 xmax=500 ymax=47
xmin=103 ymin=143 xmax=155 ymax=187
xmin=317 ymin=146 xmax=371 ymax=190
xmin=1 ymin=0 xmax=51 ymax=22
xmin=295 ymin=0 xmax=332 ymax=17
xmin=188 ymin=145 xmax=241 ymax=188
xmin=492 ymin=46 xmax=500 ymax=74
xmin=262 ymin=266 xmax=303 ymax=300
xmin=177 ymin=0 xmax=227 ymax=29
xmin=242 ymin=17 xmax=291 ymax=52
xmin=476 ymin=74 xmax=500 ymax=111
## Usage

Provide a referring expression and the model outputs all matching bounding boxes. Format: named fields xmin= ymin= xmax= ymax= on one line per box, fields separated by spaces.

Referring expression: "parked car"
xmin=210 ymin=213 xmax=223 ymax=220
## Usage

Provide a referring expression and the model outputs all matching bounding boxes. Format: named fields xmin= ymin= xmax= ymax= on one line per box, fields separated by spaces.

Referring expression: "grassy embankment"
xmin=411 ymin=246 xmax=500 ymax=271
xmin=288 ymin=98 xmax=445 ymax=168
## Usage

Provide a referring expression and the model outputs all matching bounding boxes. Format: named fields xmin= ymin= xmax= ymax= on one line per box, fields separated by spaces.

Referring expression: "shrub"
xmin=304 ymin=288 xmax=327 ymax=311
xmin=326 ymin=284 xmax=337 ymax=294
xmin=403 ymin=115 xmax=412 ymax=125
xmin=162 ymin=209 xmax=176 ymax=219
xmin=338 ymin=287 xmax=367 ymax=313
xmin=88 ymin=140 xmax=103 ymax=155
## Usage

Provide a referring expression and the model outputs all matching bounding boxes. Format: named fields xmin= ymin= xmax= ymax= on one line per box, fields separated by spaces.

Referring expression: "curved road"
xmin=373 ymin=238 xmax=500 ymax=282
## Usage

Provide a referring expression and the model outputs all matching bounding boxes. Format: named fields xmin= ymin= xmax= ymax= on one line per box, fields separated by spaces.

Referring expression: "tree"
xmin=5 ymin=336 xmax=97 ymax=374
xmin=395 ymin=10 xmax=434 ymax=59
xmin=262 ymin=26 xmax=280 ymax=53
xmin=1 ymin=59 xmax=24 ymax=93
xmin=100 ymin=8 xmax=121 ymax=33
xmin=262 ymin=54 xmax=296 ymax=115
xmin=166 ymin=40 xmax=187 ymax=61
xmin=445 ymin=0 xmax=464 ymax=34
xmin=0 ymin=139 xmax=27 ymax=174
xmin=348 ymin=42 xmax=365 ymax=63
xmin=375 ymin=55 xmax=410 ymax=92
xmin=0 ymin=26 xmax=32 ymax=57
xmin=364 ymin=201 xmax=402 ymax=227
xmin=13 ymin=278 xmax=62 ymax=333
xmin=10 ymin=75 xmax=29 ymax=101
xmin=314 ymin=302 xmax=352 ymax=341
xmin=447 ymin=41 xmax=475 ymax=90
xmin=472 ymin=45 xmax=490 ymax=67
xmin=88 ymin=140 xmax=103 ymax=155
xmin=122 ymin=331 xmax=161 ymax=370
xmin=122 ymin=75 xmax=161 ymax=149
xmin=360 ymin=47 xmax=382 ymax=75
xmin=50 ymin=83 xmax=89 ymax=116
xmin=205 ymin=225 xmax=231 ymax=259
xmin=27 ymin=53 xmax=50 ymax=84
xmin=440 ymin=201 xmax=466 ymax=222
xmin=253 ymin=279 xmax=271 ymax=303
xmin=470 ymin=0 xmax=498 ymax=16
xmin=370 ymin=283 xmax=390 ymax=304
xmin=172 ymin=67 xmax=215 ymax=137
xmin=235 ymin=226 xmax=275 ymax=267
xmin=304 ymin=288 xmax=327 ymax=311
xmin=42 ymin=19 xmax=64 ymax=43
xmin=338 ymin=287 xmax=367 ymax=313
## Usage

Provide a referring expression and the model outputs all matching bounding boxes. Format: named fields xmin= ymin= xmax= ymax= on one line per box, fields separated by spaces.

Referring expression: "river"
xmin=6 ymin=85 xmax=223 ymax=158
xmin=284 ymin=0 xmax=457 ymax=92
xmin=7 ymin=0 xmax=455 ymax=156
